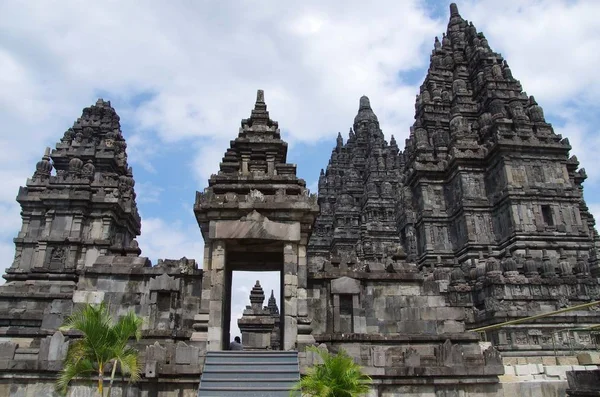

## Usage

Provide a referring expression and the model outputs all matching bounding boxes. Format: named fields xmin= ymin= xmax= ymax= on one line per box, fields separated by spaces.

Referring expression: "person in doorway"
xmin=230 ymin=336 xmax=243 ymax=350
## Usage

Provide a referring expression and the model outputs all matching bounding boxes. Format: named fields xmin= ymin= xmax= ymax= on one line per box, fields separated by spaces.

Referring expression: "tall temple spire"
xmin=309 ymin=95 xmax=402 ymax=262
xmin=267 ymin=289 xmax=279 ymax=316
xmin=398 ymin=1 xmax=596 ymax=268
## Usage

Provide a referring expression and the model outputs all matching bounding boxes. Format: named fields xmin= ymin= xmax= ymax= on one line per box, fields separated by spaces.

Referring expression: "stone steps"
xmin=197 ymin=351 xmax=300 ymax=397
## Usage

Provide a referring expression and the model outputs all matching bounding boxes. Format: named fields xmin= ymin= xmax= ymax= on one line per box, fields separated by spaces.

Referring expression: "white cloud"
xmin=136 ymin=217 xmax=204 ymax=266
xmin=459 ymin=0 xmax=600 ymax=105
xmin=1 ymin=0 xmax=600 ymax=296
xmin=134 ymin=181 xmax=164 ymax=204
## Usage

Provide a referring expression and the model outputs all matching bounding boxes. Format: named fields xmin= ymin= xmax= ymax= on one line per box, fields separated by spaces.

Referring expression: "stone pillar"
xmin=200 ymin=241 xmax=212 ymax=311
xmin=266 ymin=152 xmax=276 ymax=175
xmin=241 ymin=153 xmax=250 ymax=175
xmin=72 ymin=214 xmax=83 ymax=238
xmin=283 ymin=242 xmax=298 ymax=351
xmin=207 ymin=240 xmax=226 ymax=351
xmin=17 ymin=214 xmax=30 ymax=238
xmin=297 ymin=238 xmax=316 ymax=349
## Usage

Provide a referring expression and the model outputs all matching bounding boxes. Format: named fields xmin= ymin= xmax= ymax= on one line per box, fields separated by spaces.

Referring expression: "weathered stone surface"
xmin=567 ymin=369 xmax=600 ymax=396
xmin=0 ymin=3 xmax=599 ymax=397
xmin=210 ymin=215 xmax=301 ymax=241
xmin=577 ymin=352 xmax=600 ymax=365
xmin=306 ymin=0 xmax=600 ymax=365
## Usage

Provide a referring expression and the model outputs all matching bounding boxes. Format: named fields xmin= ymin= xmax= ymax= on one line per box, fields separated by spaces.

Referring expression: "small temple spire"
xmin=256 ymin=89 xmax=265 ymax=104
xmin=247 ymin=89 xmax=273 ymax=127
xmin=249 ymin=280 xmax=265 ymax=309
xmin=267 ymin=289 xmax=279 ymax=315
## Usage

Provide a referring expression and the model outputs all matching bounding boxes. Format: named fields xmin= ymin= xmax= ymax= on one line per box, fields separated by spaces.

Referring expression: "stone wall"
xmin=0 ymin=256 xmax=205 ymax=397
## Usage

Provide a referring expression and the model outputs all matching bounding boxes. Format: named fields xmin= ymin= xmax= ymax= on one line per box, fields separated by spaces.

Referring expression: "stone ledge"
xmin=314 ymin=332 xmax=481 ymax=343
xmin=310 ymin=271 xmax=423 ymax=281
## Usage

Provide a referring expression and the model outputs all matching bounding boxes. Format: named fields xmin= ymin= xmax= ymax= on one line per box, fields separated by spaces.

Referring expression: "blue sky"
xmin=1 ymin=0 xmax=600 ymax=336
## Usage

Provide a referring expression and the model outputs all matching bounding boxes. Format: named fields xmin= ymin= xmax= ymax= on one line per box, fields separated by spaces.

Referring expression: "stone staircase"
xmin=197 ymin=351 xmax=300 ymax=397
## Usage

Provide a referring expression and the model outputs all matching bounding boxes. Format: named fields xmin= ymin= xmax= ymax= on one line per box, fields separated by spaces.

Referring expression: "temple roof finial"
xmin=256 ymin=89 xmax=265 ymax=104
xmin=249 ymin=280 xmax=265 ymax=306
xmin=359 ymin=96 xmax=372 ymax=110
xmin=245 ymin=89 xmax=274 ymax=128
xmin=450 ymin=3 xmax=460 ymax=17
xmin=354 ymin=96 xmax=378 ymax=125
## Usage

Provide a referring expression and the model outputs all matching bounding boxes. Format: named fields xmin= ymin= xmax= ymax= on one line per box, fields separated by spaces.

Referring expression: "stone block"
xmin=441 ymin=320 xmax=465 ymax=333
xmin=47 ymin=331 xmax=67 ymax=361
xmin=284 ymin=284 xmax=297 ymax=299
xmin=398 ymin=284 xmax=421 ymax=296
xmin=284 ymin=274 xmax=298 ymax=287
xmin=283 ymin=297 xmax=298 ymax=317
xmin=373 ymin=347 xmax=386 ymax=367
xmin=49 ymin=299 xmax=73 ymax=314
xmin=190 ymin=332 xmax=207 ymax=342
xmin=526 ymin=356 xmax=543 ymax=364
xmin=331 ymin=276 xmax=360 ymax=294
xmin=542 ymin=356 xmax=559 ymax=366
xmin=73 ymin=290 xmax=105 ymax=304
xmin=566 ymin=369 xmax=600 ymax=393
xmin=528 ymin=363 xmax=540 ymax=375
xmin=499 ymin=374 xmax=526 ymax=382
xmin=41 ymin=313 xmax=64 ymax=329
xmin=503 ymin=357 xmax=518 ymax=366
xmin=515 ymin=364 xmax=531 ymax=376
xmin=145 ymin=360 xmax=157 ymax=378
xmin=577 ymin=352 xmax=600 ymax=365
xmin=545 ymin=365 xmax=572 ymax=380
xmin=297 ymin=298 xmax=308 ymax=317
xmin=0 ymin=342 xmax=17 ymax=360
xmin=283 ymin=316 xmax=298 ymax=351
xmin=503 ymin=365 xmax=515 ymax=376
xmin=175 ymin=342 xmax=199 ymax=365
xmin=557 ymin=356 xmax=579 ymax=365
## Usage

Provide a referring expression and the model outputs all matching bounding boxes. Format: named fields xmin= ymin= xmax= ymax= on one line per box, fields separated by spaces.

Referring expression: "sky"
xmin=1 ymin=0 xmax=600 ymax=338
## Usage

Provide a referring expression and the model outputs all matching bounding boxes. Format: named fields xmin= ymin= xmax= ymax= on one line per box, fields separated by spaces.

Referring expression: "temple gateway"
xmin=0 ymin=3 xmax=599 ymax=397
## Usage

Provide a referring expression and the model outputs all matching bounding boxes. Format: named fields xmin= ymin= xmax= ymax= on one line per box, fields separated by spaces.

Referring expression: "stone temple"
xmin=1 ymin=3 xmax=599 ymax=397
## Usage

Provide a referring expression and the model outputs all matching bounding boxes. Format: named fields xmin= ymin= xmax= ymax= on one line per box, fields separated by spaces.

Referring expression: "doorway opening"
xmin=222 ymin=239 xmax=285 ymax=350
xmin=227 ymin=271 xmax=282 ymax=350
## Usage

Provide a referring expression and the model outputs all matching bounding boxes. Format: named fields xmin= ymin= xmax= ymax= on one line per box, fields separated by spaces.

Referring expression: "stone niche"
xmin=331 ymin=276 xmax=363 ymax=333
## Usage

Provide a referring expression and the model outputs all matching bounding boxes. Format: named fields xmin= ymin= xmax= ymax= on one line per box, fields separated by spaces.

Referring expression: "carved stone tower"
xmin=2 ymin=99 xmax=141 ymax=329
xmin=402 ymin=3 xmax=598 ymax=268
xmin=309 ymin=96 xmax=404 ymax=267
xmin=237 ymin=280 xmax=277 ymax=350
xmin=308 ymin=2 xmax=600 ymax=364
xmin=194 ymin=90 xmax=319 ymax=351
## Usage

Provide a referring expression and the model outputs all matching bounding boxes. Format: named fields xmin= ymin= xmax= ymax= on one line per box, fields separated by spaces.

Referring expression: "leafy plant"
xmin=55 ymin=302 xmax=143 ymax=397
xmin=292 ymin=346 xmax=372 ymax=397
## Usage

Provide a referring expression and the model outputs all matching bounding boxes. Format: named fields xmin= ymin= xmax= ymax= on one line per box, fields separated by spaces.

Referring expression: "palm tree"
xmin=55 ymin=302 xmax=143 ymax=397
xmin=292 ymin=346 xmax=372 ymax=397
